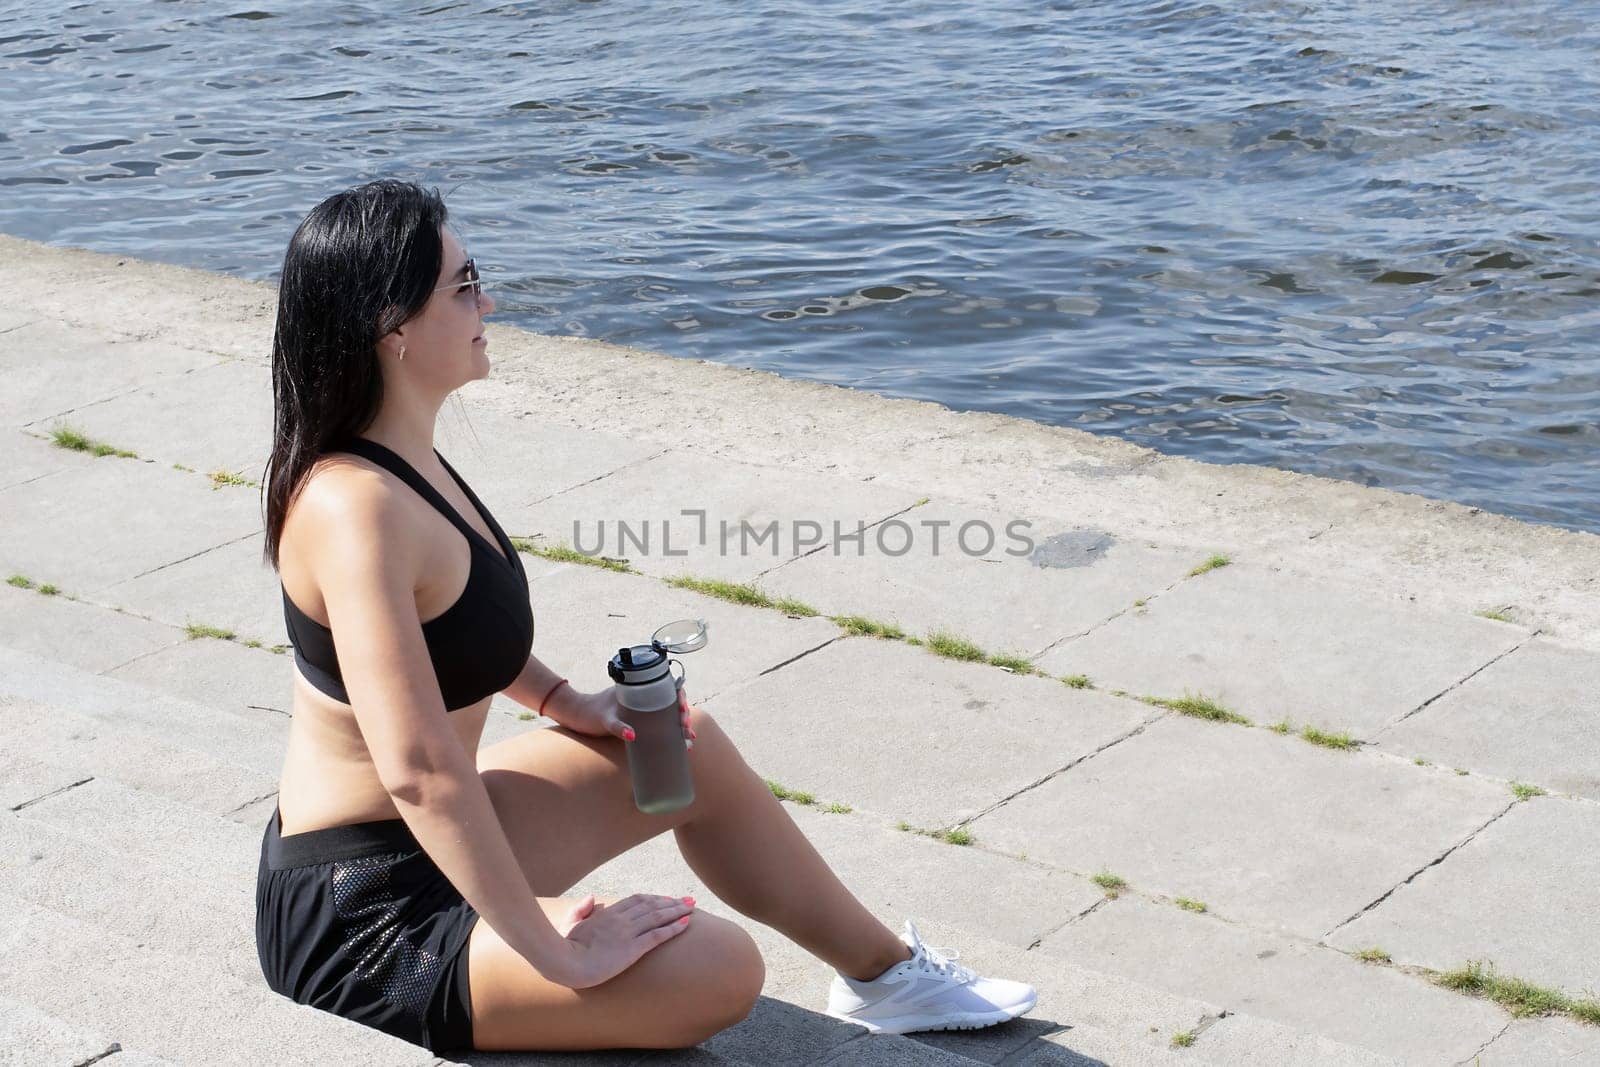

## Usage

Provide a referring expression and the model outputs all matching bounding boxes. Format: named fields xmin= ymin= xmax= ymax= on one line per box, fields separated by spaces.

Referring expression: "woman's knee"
xmin=650 ymin=910 xmax=765 ymax=1044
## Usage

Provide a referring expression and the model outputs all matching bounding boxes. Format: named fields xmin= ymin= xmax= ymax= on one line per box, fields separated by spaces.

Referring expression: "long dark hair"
xmin=260 ymin=179 xmax=449 ymax=571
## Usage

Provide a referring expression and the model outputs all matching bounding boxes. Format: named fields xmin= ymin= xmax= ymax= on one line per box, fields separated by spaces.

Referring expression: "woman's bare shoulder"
xmin=282 ymin=454 xmax=422 ymax=576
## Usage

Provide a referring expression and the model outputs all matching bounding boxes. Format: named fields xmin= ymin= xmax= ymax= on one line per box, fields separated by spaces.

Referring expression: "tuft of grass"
xmin=1109 ymin=688 xmax=1129 ymax=698
xmin=172 ymin=463 xmax=194 ymax=473
xmin=49 ymin=424 xmax=138 ymax=459
xmin=513 ymin=538 xmax=635 ymax=573
xmin=1302 ymin=725 xmax=1357 ymax=751
xmin=1270 ymin=719 xmax=1292 ymax=735
xmin=666 ymin=575 xmax=800 ymax=611
xmin=823 ymin=802 xmax=853 ymax=814
xmin=898 ymin=821 xmax=974 ymax=846
xmin=517 ymin=711 xmax=536 ymax=721
xmin=1455 ymin=767 xmax=1469 ymax=776
xmin=1171 ymin=1030 xmax=1196 ymax=1048
xmin=988 ymin=653 xmax=1038 ymax=674
xmin=766 ymin=779 xmax=793 ymax=801
xmin=1091 ymin=870 xmax=1128 ymax=899
xmin=185 ymin=622 xmax=236 ymax=641
xmin=1133 ymin=598 xmax=1147 ymax=607
xmin=832 ymin=614 xmax=906 ymax=640
xmin=1355 ymin=947 xmax=1392 ymax=964
xmin=1510 ymin=781 xmax=1546 ymax=801
xmin=1146 ymin=692 xmax=1251 ymax=726
xmin=7 ymin=574 xmax=34 ymax=589
xmin=1435 ymin=961 xmax=1571 ymax=1018
xmin=269 ymin=644 xmax=290 ymax=655
xmin=905 ymin=636 xmax=923 ymax=646
xmin=38 ymin=584 xmax=60 ymax=596
xmin=1475 ymin=607 xmax=1515 ymax=623
xmin=242 ymin=639 xmax=262 ymax=649
xmin=1414 ymin=757 xmax=1429 ymax=766
xmin=764 ymin=779 xmax=815 ymax=805
xmin=1571 ymin=997 xmax=1600 ymax=1026
xmin=209 ymin=468 xmax=258 ymax=490
xmin=1175 ymin=897 xmax=1207 ymax=913
xmin=913 ymin=496 xmax=930 ymax=506
xmin=774 ymin=597 xmax=819 ymax=617
xmin=1187 ymin=553 xmax=1231 ymax=578
xmin=924 ymin=630 xmax=986 ymax=662
xmin=1061 ymin=674 xmax=1093 ymax=690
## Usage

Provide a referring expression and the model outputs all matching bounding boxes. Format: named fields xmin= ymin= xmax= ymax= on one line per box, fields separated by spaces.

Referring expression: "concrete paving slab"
xmin=106 ymin=629 xmax=296 ymax=728
xmin=0 ymin=427 xmax=94 ymax=491
xmin=41 ymin=356 xmax=272 ymax=477
xmin=0 ymin=895 xmax=440 ymax=1067
xmin=971 ymin=712 xmax=1511 ymax=940
xmin=1036 ymin=563 xmax=1526 ymax=737
xmin=0 ymin=693 xmax=278 ymax=817
xmin=1 ymin=814 xmax=256 ymax=978
xmin=0 ymin=582 xmax=182 ymax=674
xmin=1191 ymin=1014 xmax=1406 ymax=1067
xmin=516 ymin=450 xmax=923 ymax=584
xmin=97 ymin=528 xmax=289 ymax=647
xmin=756 ymin=504 xmax=1196 ymax=658
xmin=0 ymin=994 xmax=119 ymax=1067
xmin=0 ymin=751 xmax=86 ymax=812
xmin=1375 ymin=637 xmax=1600 ymax=800
xmin=1040 ymin=891 xmax=1503 ymax=1063
xmin=0 ymin=319 xmax=228 ymax=429
xmin=816 ymin=1035 xmax=978 ymax=1064
xmin=16 ymin=775 xmax=260 ymax=882
xmin=1480 ymin=1016 xmax=1600 ymax=1065
xmin=1327 ymin=797 xmax=1600 ymax=994
xmin=701 ymin=637 xmax=1152 ymax=827
xmin=0 ymin=646 xmax=289 ymax=784
xmin=0 ymin=454 xmax=263 ymax=596
xmin=525 ymin=563 xmax=839 ymax=701
xmin=430 ymin=401 xmax=664 ymax=512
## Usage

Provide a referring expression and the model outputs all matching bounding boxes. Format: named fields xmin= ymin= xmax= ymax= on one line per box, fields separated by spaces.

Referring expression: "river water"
xmin=3 ymin=1 xmax=1597 ymax=531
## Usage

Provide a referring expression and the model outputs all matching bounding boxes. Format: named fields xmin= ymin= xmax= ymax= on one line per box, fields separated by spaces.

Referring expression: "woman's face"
xmin=393 ymin=225 xmax=496 ymax=385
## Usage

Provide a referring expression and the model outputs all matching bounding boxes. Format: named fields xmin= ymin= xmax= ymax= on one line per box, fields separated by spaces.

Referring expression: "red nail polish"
xmin=682 ymin=896 xmax=695 ymax=906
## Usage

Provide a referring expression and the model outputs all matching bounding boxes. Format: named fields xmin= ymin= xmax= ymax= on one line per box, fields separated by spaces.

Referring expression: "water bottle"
xmin=608 ymin=618 xmax=709 ymax=814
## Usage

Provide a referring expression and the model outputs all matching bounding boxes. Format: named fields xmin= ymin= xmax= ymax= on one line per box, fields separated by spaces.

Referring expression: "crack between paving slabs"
xmin=1026 ymin=896 xmax=1110 ymax=950
xmin=1373 ymin=629 xmax=1543 ymax=738
xmin=225 ymin=790 xmax=278 ymax=817
xmin=68 ymin=1044 xmax=121 ymax=1067
xmin=960 ymin=715 xmax=1162 ymax=830
xmin=993 ymin=1025 xmax=1074 ymax=1067
xmin=1029 ymin=568 xmax=1194 ymax=662
xmin=1454 ymin=1018 xmax=1513 ymax=1067
xmin=0 ymin=319 xmax=35 ymax=336
xmin=92 ymin=526 xmax=263 ymax=591
xmin=752 ymin=497 xmax=928 ymax=581
xmin=1323 ymin=799 xmax=1518 ymax=939
xmin=755 ymin=635 xmax=841 ymax=677
xmin=10 ymin=776 xmax=95 ymax=812
xmin=523 ymin=447 xmax=673 ymax=509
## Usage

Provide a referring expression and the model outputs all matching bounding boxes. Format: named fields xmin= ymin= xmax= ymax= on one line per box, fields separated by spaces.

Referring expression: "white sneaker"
xmin=824 ymin=920 xmax=1038 ymax=1035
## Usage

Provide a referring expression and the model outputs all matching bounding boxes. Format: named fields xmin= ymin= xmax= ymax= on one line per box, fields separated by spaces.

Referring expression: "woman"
xmin=253 ymin=178 xmax=1037 ymax=1054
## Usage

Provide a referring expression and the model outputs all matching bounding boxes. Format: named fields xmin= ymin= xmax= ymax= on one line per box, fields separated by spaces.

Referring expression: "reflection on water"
xmin=2 ymin=0 xmax=1598 ymax=531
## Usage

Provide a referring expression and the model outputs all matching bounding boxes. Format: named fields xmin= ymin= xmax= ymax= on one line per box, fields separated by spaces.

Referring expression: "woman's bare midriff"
xmin=273 ymin=453 xmax=502 ymax=838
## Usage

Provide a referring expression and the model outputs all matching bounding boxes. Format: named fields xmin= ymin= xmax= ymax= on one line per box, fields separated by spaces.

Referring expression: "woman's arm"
xmin=501 ymin=652 xmax=588 ymax=722
xmin=309 ymin=484 xmax=581 ymax=984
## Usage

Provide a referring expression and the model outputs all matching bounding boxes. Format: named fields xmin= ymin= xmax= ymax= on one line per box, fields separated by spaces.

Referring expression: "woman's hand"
xmin=547 ymin=687 xmax=699 ymax=750
xmin=552 ymin=892 xmax=697 ymax=989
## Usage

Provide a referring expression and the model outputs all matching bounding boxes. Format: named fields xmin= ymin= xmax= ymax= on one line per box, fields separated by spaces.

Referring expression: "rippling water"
xmin=4 ymin=1 xmax=1598 ymax=531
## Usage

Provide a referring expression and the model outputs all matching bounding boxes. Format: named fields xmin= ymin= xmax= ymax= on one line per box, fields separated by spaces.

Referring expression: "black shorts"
xmin=255 ymin=807 xmax=479 ymax=1053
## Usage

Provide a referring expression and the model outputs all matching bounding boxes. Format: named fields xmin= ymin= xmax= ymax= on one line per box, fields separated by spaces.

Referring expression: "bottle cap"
xmin=608 ymin=643 xmax=669 ymax=685
xmin=651 ymin=618 xmax=709 ymax=655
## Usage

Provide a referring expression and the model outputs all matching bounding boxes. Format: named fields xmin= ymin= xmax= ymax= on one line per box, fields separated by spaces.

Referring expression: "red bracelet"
xmin=537 ymin=678 xmax=570 ymax=716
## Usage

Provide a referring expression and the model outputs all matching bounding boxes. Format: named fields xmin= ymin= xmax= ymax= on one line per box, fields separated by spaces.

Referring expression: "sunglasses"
xmin=432 ymin=257 xmax=485 ymax=300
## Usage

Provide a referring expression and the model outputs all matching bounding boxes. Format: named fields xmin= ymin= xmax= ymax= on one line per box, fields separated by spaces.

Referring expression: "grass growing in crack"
xmin=1355 ymin=948 xmax=1392 ymax=964
xmin=1175 ymin=897 xmax=1207 ymax=913
xmin=242 ymin=639 xmax=262 ymax=649
xmin=49 ymin=425 xmax=138 ymax=459
xmin=185 ymin=622 xmax=236 ymax=641
xmin=924 ymin=630 xmax=986 ymax=663
xmin=38 ymin=584 xmax=60 ymax=596
xmin=1475 ymin=608 xmax=1515 ymax=623
xmin=7 ymin=574 xmax=34 ymax=589
xmin=1091 ymin=871 xmax=1127 ymax=899
xmin=1187 ymin=553 xmax=1230 ymax=577
xmin=1302 ymin=725 xmax=1357 ymax=751
xmin=269 ymin=644 xmax=289 ymax=655
xmin=209 ymin=468 xmax=258 ymax=490
xmin=897 ymin=821 xmax=974 ymax=846
xmin=1510 ymin=781 xmax=1546 ymax=801
xmin=823 ymin=802 xmax=852 ymax=814
xmin=832 ymin=615 xmax=906 ymax=640
xmin=666 ymin=575 xmax=818 ymax=617
xmin=1270 ymin=719 xmax=1292 ymax=734
xmin=1144 ymin=693 xmax=1251 ymax=726
xmin=1436 ymin=961 xmax=1572 ymax=1018
xmin=1170 ymin=1030 xmax=1196 ymax=1048
xmin=511 ymin=538 xmax=635 ymax=573
xmin=765 ymin=779 xmax=814 ymax=805
xmin=773 ymin=597 xmax=819 ymax=618
xmin=987 ymin=653 xmax=1037 ymax=674
xmin=1133 ymin=598 xmax=1147 ymax=608
xmin=1414 ymin=757 xmax=1430 ymax=766
xmin=1455 ymin=767 xmax=1469 ymax=776
xmin=1061 ymin=674 xmax=1093 ymax=690
xmin=517 ymin=711 xmax=537 ymax=721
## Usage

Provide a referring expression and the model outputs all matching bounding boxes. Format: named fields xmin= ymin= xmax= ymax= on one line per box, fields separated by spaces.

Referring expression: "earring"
xmin=399 ymin=344 xmax=406 ymax=361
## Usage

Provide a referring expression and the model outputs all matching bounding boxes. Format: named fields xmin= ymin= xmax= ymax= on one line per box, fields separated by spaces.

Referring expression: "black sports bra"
xmin=281 ymin=437 xmax=535 ymax=712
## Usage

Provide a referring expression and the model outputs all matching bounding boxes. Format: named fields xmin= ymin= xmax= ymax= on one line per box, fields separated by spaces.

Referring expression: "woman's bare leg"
xmin=476 ymin=705 xmax=911 ymax=984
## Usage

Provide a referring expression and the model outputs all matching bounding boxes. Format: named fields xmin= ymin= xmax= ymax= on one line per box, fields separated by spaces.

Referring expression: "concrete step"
xmin=0 ymin=893 xmax=441 ymax=1067
xmin=0 ymin=993 xmax=177 ymax=1067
